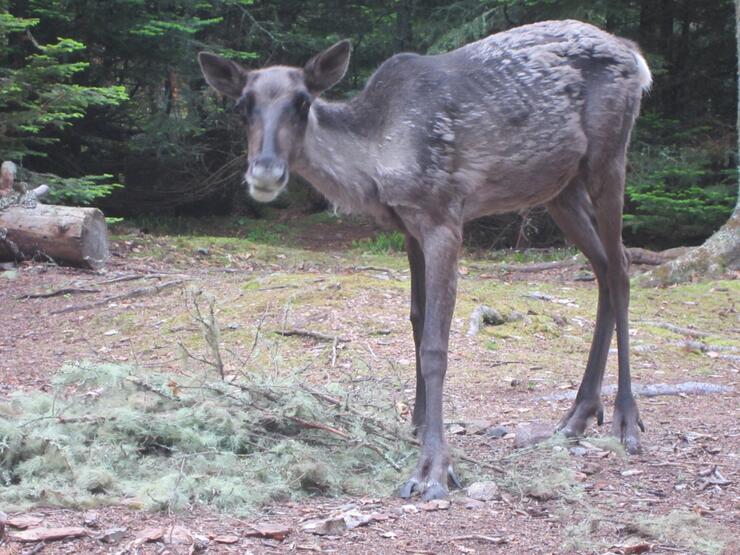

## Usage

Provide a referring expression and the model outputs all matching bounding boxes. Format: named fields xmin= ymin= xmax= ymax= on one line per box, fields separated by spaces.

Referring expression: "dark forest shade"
xmin=0 ymin=0 xmax=736 ymax=246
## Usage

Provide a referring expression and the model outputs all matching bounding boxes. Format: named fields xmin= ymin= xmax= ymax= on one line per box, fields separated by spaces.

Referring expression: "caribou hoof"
xmin=612 ymin=395 xmax=644 ymax=455
xmin=555 ymin=397 xmax=604 ymax=438
xmin=398 ymin=460 xmax=461 ymax=500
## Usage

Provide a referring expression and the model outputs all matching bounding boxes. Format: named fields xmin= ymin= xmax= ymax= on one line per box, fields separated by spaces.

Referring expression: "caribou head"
xmin=198 ymin=41 xmax=351 ymax=202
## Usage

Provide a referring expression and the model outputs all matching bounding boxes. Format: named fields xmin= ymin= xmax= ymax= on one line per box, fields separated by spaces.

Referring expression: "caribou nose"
xmin=249 ymin=157 xmax=288 ymax=185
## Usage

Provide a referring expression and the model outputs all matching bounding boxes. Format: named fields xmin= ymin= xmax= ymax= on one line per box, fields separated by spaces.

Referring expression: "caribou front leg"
xmin=406 ymin=234 xmax=427 ymax=434
xmin=399 ymin=223 xmax=462 ymax=500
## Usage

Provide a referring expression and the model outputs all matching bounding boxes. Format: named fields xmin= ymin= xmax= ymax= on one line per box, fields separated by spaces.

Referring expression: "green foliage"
xmin=352 ymin=231 xmax=406 ymax=254
xmin=0 ymin=361 xmax=416 ymax=514
xmin=625 ymin=120 xmax=737 ymax=245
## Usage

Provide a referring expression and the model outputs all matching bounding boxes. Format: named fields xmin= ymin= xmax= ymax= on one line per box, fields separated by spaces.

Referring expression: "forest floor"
xmin=0 ymin=214 xmax=738 ymax=555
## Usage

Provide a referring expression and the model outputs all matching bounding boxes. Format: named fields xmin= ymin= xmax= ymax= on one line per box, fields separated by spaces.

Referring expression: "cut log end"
xmin=0 ymin=204 xmax=109 ymax=269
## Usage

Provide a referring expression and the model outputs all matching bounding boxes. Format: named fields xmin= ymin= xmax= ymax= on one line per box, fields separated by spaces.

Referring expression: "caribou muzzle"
xmin=246 ymin=156 xmax=289 ymax=202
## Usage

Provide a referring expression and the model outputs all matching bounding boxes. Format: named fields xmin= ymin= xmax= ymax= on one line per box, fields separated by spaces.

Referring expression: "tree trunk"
xmin=638 ymin=1 xmax=740 ymax=286
xmin=0 ymin=204 xmax=109 ymax=269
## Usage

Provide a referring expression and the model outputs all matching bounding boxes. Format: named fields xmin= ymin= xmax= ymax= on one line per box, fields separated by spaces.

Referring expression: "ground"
xmin=0 ymin=214 xmax=738 ymax=554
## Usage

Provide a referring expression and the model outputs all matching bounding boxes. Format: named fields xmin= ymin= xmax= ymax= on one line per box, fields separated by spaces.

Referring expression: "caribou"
xmin=199 ymin=19 xmax=652 ymax=501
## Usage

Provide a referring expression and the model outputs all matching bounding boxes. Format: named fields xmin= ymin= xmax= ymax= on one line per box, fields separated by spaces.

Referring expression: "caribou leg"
xmin=592 ymin=161 xmax=644 ymax=454
xmin=399 ymin=222 xmax=462 ymax=500
xmin=406 ymin=234 xmax=427 ymax=434
xmin=547 ymin=181 xmax=612 ymax=436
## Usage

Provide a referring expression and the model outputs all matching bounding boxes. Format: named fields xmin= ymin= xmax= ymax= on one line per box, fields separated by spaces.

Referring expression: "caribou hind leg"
xmin=547 ymin=180 xmax=613 ymax=436
xmin=590 ymin=158 xmax=644 ymax=454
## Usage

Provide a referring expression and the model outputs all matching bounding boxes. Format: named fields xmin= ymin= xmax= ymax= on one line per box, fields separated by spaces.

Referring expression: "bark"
xmin=0 ymin=204 xmax=109 ymax=269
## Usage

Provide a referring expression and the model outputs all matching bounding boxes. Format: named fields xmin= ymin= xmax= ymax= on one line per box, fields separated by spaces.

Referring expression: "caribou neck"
xmin=295 ymin=98 xmax=387 ymax=220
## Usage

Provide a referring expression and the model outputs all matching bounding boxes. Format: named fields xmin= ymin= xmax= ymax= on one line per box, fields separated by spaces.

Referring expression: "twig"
xmin=499 ymin=259 xmax=578 ymax=273
xmin=353 ymin=265 xmax=396 ymax=274
xmin=287 ymin=416 xmax=350 ymax=438
xmin=18 ymin=287 xmax=101 ymax=299
xmin=95 ymin=272 xmax=186 ymax=285
xmin=331 ymin=336 xmax=339 ymax=368
xmin=51 ymin=279 xmax=186 ymax=315
xmin=274 ymin=329 xmax=349 ymax=343
xmin=449 ymin=534 xmax=507 ymax=544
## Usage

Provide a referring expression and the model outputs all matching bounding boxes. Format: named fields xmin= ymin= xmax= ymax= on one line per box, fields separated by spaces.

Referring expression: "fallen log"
xmin=0 ymin=203 xmax=109 ymax=269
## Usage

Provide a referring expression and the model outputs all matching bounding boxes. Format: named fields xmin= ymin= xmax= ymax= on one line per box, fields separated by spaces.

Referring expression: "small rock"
xmin=302 ymin=517 xmax=347 ymax=536
xmin=466 ymin=481 xmax=500 ymax=501
xmin=97 ymin=527 xmax=126 ymax=543
xmin=507 ymin=310 xmax=524 ymax=322
xmin=340 ymin=509 xmax=373 ymax=530
xmin=83 ymin=511 xmax=99 ymax=528
xmin=447 ymin=423 xmax=466 ymax=435
xmin=461 ymin=497 xmax=486 ymax=509
xmin=419 ymin=499 xmax=450 ymax=511
xmin=581 ymin=462 xmax=602 ymax=475
xmin=569 ymin=446 xmax=588 ymax=457
xmin=514 ymin=421 xmax=554 ymax=448
xmin=463 ymin=419 xmax=492 ymax=435
xmin=401 ymin=504 xmax=419 ymax=514
xmin=486 ymin=425 xmax=510 ymax=439
xmin=574 ymin=271 xmax=595 ymax=282
xmin=621 ymin=469 xmax=643 ymax=477
xmin=196 ymin=247 xmax=210 ymax=256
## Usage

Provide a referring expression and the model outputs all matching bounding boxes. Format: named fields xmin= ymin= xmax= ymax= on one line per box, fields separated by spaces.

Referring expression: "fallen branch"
xmin=538 ymin=382 xmax=734 ymax=402
xmin=50 ymin=279 xmax=186 ymax=315
xmin=18 ymin=287 xmax=101 ymax=299
xmin=499 ymin=259 xmax=578 ymax=273
xmin=95 ymin=272 xmax=186 ymax=285
xmin=274 ymin=329 xmax=349 ymax=343
xmin=638 ymin=320 xmax=713 ymax=338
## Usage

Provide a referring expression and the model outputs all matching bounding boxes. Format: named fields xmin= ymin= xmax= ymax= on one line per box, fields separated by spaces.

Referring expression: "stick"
xmin=450 ymin=534 xmax=507 ymax=544
xmin=95 ymin=272 xmax=186 ymax=285
xmin=18 ymin=287 xmax=101 ymax=299
xmin=274 ymin=329 xmax=349 ymax=343
xmin=51 ymin=279 xmax=186 ymax=315
xmin=499 ymin=259 xmax=578 ymax=272
xmin=287 ymin=416 xmax=350 ymax=438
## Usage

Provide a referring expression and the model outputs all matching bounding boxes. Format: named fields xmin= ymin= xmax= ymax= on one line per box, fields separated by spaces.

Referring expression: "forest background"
xmin=1 ymin=0 xmax=737 ymax=249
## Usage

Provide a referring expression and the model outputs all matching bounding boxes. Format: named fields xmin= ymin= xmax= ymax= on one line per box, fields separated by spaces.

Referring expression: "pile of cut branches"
xmin=0 ymin=360 xmax=418 ymax=515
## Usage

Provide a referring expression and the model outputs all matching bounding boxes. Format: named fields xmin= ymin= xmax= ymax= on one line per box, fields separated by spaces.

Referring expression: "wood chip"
xmin=212 ymin=534 xmax=239 ymax=544
xmin=9 ymin=527 xmax=88 ymax=543
xmin=6 ymin=515 xmax=43 ymax=530
xmin=244 ymin=523 xmax=291 ymax=541
xmin=419 ymin=499 xmax=451 ymax=511
xmin=133 ymin=526 xmax=164 ymax=545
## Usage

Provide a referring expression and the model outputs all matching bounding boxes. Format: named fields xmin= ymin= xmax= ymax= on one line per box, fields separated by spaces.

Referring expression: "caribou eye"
xmin=235 ymin=93 xmax=255 ymax=121
xmin=293 ymin=92 xmax=311 ymax=117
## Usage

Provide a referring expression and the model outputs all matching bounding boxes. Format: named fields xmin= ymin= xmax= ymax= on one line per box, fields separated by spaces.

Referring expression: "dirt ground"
xmin=0 ymin=217 xmax=738 ymax=554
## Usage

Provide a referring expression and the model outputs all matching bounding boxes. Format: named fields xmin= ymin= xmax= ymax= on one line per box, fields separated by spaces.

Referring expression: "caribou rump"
xmin=199 ymin=19 xmax=652 ymax=500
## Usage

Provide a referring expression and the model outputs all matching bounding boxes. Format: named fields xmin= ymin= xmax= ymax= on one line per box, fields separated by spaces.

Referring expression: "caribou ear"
xmin=198 ymin=52 xmax=249 ymax=99
xmin=304 ymin=40 xmax=351 ymax=95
